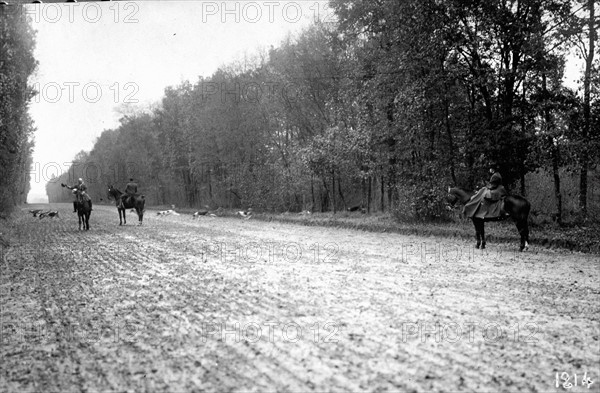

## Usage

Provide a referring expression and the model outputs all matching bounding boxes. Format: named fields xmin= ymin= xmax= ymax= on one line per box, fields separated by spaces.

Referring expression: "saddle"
xmin=119 ymin=193 xmax=139 ymax=208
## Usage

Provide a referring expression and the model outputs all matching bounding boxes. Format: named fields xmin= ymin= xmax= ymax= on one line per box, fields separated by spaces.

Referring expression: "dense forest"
xmin=39 ymin=1 xmax=600 ymax=222
xmin=0 ymin=5 xmax=37 ymax=215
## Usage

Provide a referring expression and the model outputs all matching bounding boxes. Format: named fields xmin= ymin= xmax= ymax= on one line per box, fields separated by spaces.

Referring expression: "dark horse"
xmin=107 ymin=185 xmax=145 ymax=225
xmin=61 ymin=183 xmax=91 ymax=230
xmin=447 ymin=187 xmax=530 ymax=251
xmin=76 ymin=197 xmax=91 ymax=230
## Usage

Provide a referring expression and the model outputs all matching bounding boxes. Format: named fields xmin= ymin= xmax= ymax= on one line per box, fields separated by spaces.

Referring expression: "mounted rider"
xmin=120 ymin=178 xmax=138 ymax=207
xmin=485 ymin=164 xmax=507 ymax=202
xmin=62 ymin=178 xmax=92 ymax=212
xmin=463 ymin=162 xmax=507 ymax=219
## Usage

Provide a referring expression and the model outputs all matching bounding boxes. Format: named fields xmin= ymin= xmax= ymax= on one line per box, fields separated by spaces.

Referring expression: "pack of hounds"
xmin=157 ymin=206 xmax=253 ymax=220
xmin=29 ymin=206 xmax=258 ymax=220
xmin=29 ymin=209 xmax=59 ymax=219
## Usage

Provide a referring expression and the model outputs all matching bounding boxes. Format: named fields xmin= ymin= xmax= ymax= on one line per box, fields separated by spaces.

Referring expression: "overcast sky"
xmin=26 ymin=1 xmax=327 ymax=203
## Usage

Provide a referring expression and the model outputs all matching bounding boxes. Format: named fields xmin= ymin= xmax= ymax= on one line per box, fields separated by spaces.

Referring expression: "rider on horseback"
xmin=485 ymin=163 xmax=507 ymax=202
xmin=121 ymin=178 xmax=138 ymax=208
xmin=62 ymin=178 xmax=92 ymax=212
xmin=463 ymin=162 xmax=507 ymax=219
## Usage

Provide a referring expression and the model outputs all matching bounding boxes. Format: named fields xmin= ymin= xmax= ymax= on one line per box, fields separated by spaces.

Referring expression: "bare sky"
xmin=26 ymin=1 xmax=327 ymax=203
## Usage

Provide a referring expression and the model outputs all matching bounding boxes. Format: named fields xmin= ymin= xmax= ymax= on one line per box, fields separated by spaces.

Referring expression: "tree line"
xmin=0 ymin=5 xmax=37 ymax=215
xmin=43 ymin=0 xmax=598 ymax=222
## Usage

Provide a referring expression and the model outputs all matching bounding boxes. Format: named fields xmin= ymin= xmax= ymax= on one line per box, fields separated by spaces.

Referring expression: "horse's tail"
xmin=138 ymin=195 xmax=146 ymax=211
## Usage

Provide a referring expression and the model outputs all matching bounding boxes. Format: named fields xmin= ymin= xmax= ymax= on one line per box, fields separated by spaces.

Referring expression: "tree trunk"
xmin=367 ymin=176 xmax=372 ymax=214
xmin=321 ymin=177 xmax=330 ymax=213
xmin=444 ymin=94 xmax=457 ymax=185
xmin=387 ymin=171 xmax=394 ymax=211
xmin=552 ymin=146 xmax=562 ymax=224
xmin=579 ymin=0 xmax=595 ymax=217
xmin=310 ymin=174 xmax=315 ymax=212
xmin=331 ymin=169 xmax=336 ymax=214
xmin=543 ymin=73 xmax=562 ymax=224
xmin=337 ymin=177 xmax=346 ymax=210
xmin=361 ymin=177 xmax=366 ymax=210
xmin=380 ymin=175 xmax=385 ymax=212
xmin=208 ymin=169 xmax=213 ymax=201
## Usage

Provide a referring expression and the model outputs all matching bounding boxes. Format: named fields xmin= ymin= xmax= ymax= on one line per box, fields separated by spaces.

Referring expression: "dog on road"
xmin=29 ymin=209 xmax=43 ymax=217
xmin=39 ymin=211 xmax=59 ymax=219
xmin=157 ymin=209 xmax=179 ymax=216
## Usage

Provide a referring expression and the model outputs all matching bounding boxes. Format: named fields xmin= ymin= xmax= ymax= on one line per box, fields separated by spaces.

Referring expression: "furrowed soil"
xmin=1 ymin=204 xmax=599 ymax=392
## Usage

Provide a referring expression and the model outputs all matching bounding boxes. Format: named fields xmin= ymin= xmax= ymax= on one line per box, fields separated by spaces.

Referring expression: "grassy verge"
xmin=49 ymin=204 xmax=600 ymax=254
xmin=248 ymin=211 xmax=599 ymax=254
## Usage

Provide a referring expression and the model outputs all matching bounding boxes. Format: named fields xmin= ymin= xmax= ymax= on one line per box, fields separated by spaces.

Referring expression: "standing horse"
xmin=76 ymin=198 xmax=91 ymax=230
xmin=448 ymin=187 xmax=530 ymax=251
xmin=107 ymin=185 xmax=145 ymax=225
xmin=61 ymin=183 xmax=91 ymax=230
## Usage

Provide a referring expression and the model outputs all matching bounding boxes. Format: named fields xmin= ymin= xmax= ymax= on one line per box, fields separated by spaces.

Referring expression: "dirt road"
xmin=1 ymin=204 xmax=598 ymax=392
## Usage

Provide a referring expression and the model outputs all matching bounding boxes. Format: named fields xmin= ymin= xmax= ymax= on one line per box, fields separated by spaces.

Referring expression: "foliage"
xmin=0 ymin=6 xmax=37 ymax=214
xmin=44 ymin=1 xmax=599 ymax=223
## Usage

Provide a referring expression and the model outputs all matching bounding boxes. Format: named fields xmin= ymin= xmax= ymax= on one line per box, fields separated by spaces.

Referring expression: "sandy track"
xmin=1 ymin=204 xmax=598 ymax=392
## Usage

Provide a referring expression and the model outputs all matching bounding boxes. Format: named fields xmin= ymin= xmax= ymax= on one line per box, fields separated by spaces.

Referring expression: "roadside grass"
xmin=252 ymin=210 xmax=600 ymax=254
xmin=146 ymin=204 xmax=599 ymax=253
xmin=7 ymin=204 xmax=597 ymax=254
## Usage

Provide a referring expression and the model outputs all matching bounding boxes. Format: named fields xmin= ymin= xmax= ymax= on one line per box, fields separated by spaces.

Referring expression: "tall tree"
xmin=0 ymin=5 xmax=37 ymax=212
xmin=576 ymin=0 xmax=596 ymax=216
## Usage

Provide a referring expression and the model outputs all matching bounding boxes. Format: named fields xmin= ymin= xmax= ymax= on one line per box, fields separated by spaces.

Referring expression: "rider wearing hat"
xmin=462 ymin=161 xmax=507 ymax=219
xmin=485 ymin=162 xmax=507 ymax=201
xmin=62 ymin=178 xmax=92 ymax=212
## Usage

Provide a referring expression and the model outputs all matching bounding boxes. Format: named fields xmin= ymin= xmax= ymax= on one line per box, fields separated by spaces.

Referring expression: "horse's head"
xmin=447 ymin=187 xmax=474 ymax=206
xmin=446 ymin=187 xmax=459 ymax=209
xmin=107 ymin=185 xmax=115 ymax=200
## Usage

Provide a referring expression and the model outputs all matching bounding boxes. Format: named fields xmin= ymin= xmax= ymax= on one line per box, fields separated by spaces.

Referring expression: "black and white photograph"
xmin=1 ymin=0 xmax=599 ymax=391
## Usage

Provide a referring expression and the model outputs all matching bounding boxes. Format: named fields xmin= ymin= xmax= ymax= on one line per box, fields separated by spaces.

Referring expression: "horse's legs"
xmin=516 ymin=219 xmax=529 ymax=251
xmin=123 ymin=209 xmax=126 ymax=225
xmin=472 ymin=218 xmax=481 ymax=248
xmin=480 ymin=221 xmax=486 ymax=249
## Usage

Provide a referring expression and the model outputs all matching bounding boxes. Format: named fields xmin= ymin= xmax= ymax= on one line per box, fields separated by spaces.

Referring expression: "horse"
xmin=76 ymin=198 xmax=91 ymax=230
xmin=447 ymin=187 xmax=530 ymax=251
xmin=107 ymin=185 xmax=145 ymax=225
xmin=60 ymin=184 xmax=91 ymax=230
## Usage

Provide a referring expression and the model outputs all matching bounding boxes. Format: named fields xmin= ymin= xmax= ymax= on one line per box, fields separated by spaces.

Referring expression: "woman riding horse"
xmin=463 ymin=164 xmax=508 ymax=219
xmin=447 ymin=164 xmax=530 ymax=251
